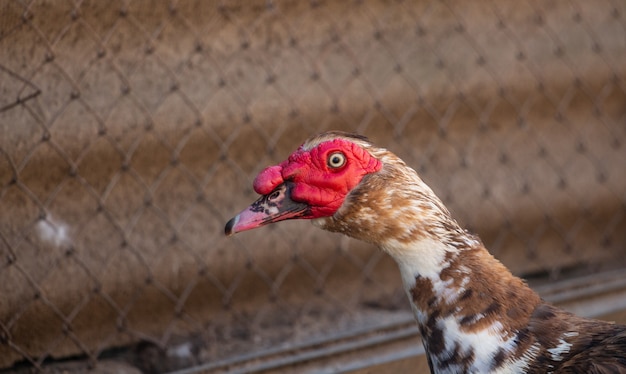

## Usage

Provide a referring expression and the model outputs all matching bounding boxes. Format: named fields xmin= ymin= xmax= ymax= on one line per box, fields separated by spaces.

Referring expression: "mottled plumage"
xmin=226 ymin=131 xmax=626 ymax=373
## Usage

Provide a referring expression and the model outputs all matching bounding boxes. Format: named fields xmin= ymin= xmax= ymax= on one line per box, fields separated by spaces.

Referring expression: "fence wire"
xmin=0 ymin=0 xmax=625 ymax=372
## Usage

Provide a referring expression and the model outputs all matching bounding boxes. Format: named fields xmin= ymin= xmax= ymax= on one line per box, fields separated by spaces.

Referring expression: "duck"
xmin=226 ymin=131 xmax=626 ymax=373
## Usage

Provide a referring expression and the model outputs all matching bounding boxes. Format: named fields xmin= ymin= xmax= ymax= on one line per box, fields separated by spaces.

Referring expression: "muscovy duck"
xmin=226 ymin=131 xmax=626 ymax=373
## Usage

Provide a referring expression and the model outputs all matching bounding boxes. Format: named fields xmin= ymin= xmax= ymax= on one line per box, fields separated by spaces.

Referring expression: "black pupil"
xmin=332 ymin=155 xmax=341 ymax=165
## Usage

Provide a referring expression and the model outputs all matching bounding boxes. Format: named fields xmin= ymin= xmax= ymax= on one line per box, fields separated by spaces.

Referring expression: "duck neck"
xmin=317 ymin=159 xmax=545 ymax=371
xmin=382 ymin=227 xmax=541 ymax=372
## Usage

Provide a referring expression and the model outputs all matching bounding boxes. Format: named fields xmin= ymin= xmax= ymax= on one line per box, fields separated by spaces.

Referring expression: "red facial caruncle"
xmin=225 ymin=138 xmax=382 ymax=235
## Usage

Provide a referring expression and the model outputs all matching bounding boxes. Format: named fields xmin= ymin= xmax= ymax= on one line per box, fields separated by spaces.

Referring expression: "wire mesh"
xmin=0 ymin=0 xmax=625 ymax=371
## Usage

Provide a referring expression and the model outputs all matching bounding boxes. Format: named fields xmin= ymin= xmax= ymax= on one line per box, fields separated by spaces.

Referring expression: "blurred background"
xmin=1 ymin=0 xmax=625 ymax=373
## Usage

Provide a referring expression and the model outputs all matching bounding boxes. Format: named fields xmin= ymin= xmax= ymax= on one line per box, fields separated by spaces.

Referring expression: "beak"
xmin=225 ymin=182 xmax=310 ymax=236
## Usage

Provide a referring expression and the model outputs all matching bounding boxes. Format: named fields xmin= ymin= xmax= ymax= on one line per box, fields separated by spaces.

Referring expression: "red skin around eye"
xmin=253 ymin=139 xmax=382 ymax=218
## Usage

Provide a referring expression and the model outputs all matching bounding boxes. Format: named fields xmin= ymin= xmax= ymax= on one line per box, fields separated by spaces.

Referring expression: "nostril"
xmin=269 ymin=190 xmax=280 ymax=200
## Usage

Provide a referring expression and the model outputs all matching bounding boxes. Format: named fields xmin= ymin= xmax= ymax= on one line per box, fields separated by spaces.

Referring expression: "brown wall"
xmin=1 ymin=0 xmax=625 ymax=368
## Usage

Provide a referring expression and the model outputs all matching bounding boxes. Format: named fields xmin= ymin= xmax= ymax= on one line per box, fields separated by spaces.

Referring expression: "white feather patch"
xmin=432 ymin=317 xmax=520 ymax=373
xmin=547 ymin=331 xmax=578 ymax=361
xmin=382 ymin=237 xmax=450 ymax=289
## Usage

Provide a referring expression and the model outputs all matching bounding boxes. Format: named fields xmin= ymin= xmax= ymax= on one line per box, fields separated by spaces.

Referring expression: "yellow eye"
xmin=327 ymin=152 xmax=346 ymax=168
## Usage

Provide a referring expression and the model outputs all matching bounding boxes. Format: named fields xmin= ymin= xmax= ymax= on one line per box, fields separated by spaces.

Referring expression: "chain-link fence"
xmin=1 ymin=0 xmax=625 ymax=372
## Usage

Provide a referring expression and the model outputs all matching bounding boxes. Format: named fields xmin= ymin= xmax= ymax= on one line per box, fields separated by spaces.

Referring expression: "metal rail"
xmin=171 ymin=267 xmax=626 ymax=373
